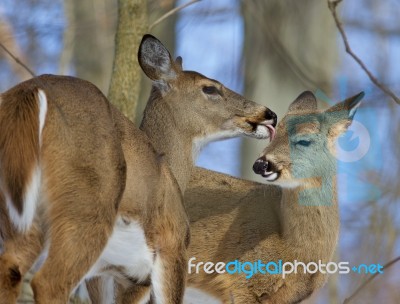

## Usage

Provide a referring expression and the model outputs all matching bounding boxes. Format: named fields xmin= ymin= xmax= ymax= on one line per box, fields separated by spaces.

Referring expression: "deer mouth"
xmin=252 ymin=157 xmax=280 ymax=181
xmin=247 ymin=120 xmax=276 ymax=142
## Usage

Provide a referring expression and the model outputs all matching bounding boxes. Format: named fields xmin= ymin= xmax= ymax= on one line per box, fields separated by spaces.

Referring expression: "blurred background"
xmin=1 ymin=0 xmax=399 ymax=303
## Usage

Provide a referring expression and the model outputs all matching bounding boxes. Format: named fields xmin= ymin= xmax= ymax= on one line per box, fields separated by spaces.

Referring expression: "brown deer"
xmin=0 ymin=34 xmax=277 ymax=304
xmin=116 ymin=91 xmax=363 ymax=303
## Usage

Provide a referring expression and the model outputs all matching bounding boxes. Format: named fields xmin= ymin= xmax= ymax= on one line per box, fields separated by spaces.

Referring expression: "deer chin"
xmin=252 ymin=124 xmax=275 ymax=141
xmin=231 ymin=117 xmax=276 ymax=141
xmin=261 ymin=171 xmax=279 ymax=181
xmin=258 ymin=168 xmax=302 ymax=189
xmin=268 ymin=177 xmax=302 ymax=189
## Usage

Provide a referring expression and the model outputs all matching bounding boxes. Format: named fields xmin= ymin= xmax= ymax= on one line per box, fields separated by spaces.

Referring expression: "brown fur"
xmin=0 ymin=75 xmax=127 ymax=304
xmin=117 ymin=92 xmax=362 ymax=304
xmin=0 ymin=87 xmax=40 ymax=214
xmin=183 ymin=92 xmax=362 ymax=304
xmin=0 ymin=35 xmax=275 ymax=304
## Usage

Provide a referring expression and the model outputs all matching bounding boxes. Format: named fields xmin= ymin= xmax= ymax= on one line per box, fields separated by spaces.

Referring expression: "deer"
xmin=0 ymin=34 xmax=277 ymax=304
xmin=115 ymin=91 xmax=363 ymax=304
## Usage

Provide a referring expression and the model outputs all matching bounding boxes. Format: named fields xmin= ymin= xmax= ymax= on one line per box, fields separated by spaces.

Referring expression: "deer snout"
xmin=264 ymin=108 xmax=277 ymax=127
xmin=253 ymin=157 xmax=269 ymax=175
xmin=252 ymin=156 xmax=279 ymax=181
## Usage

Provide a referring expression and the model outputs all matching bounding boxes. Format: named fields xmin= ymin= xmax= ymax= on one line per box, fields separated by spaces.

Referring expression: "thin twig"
xmin=343 ymin=256 xmax=400 ymax=303
xmin=327 ymin=0 xmax=400 ymax=105
xmin=149 ymin=0 xmax=201 ymax=31
xmin=0 ymin=42 xmax=35 ymax=77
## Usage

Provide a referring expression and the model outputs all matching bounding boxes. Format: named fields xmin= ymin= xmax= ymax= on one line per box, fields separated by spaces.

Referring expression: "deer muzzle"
xmin=252 ymin=156 xmax=279 ymax=181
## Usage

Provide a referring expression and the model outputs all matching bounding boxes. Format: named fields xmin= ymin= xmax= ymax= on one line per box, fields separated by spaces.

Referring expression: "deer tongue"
xmin=266 ymin=125 xmax=276 ymax=142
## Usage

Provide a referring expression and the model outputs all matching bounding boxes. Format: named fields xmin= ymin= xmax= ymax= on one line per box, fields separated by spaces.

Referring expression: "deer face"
xmin=138 ymin=35 xmax=277 ymax=148
xmin=253 ymin=91 xmax=364 ymax=188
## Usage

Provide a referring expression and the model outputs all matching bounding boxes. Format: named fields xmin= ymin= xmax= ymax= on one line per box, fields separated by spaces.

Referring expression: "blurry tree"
xmin=135 ymin=0 xmax=177 ymax=125
xmin=0 ymin=17 xmax=32 ymax=80
xmin=240 ymin=1 xmax=340 ymax=303
xmin=240 ymin=0 xmax=338 ymax=182
xmin=64 ymin=0 xmax=117 ymax=94
xmin=107 ymin=0 xmax=147 ymax=121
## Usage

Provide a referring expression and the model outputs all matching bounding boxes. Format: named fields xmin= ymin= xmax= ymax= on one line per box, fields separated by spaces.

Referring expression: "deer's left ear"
xmin=138 ymin=34 xmax=179 ymax=83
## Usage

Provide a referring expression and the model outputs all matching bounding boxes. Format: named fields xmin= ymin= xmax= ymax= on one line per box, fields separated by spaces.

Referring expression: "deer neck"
xmin=140 ymin=98 xmax=196 ymax=194
xmin=280 ymin=178 xmax=340 ymax=258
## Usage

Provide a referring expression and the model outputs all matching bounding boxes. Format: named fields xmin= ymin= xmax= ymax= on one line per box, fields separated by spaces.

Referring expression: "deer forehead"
xmin=177 ymin=71 xmax=222 ymax=88
xmin=294 ymin=122 xmax=320 ymax=135
xmin=278 ymin=112 xmax=322 ymax=136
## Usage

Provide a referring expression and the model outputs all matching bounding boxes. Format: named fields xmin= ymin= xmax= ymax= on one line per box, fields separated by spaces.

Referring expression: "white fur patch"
xmin=264 ymin=172 xmax=278 ymax=181
xmin=37 ymin=89 xmax=48 ymax=146
xmin=349 ymin=100 xmax=361 ymax=118
xmin=151 ymin=256 xmax=164 ymax=304
xmin=87 ymin=218 xmax=153 ymax=282
xmin=269 ymin=179 xmax=301 ymax=189
xmin=254 ymin=124 xmax=270 ymax=139
xmin=5 ymin=166 xmax=41 ymax=232
xmin=100 ymin=276 xmax=115 ymax=304
xmin=193 ymin=130 xmax=239 ymax=161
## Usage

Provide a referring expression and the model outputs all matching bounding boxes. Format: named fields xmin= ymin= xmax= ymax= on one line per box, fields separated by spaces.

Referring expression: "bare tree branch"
xmin=0 ymin=42 xmax=35 ymax=78
xmin=149 ymin=0 xmax=201 ymax=31
xmin=343 ymin=256 xmax=400 ymax=303
xmin=328 ymin=0 xmax=400 ymax=105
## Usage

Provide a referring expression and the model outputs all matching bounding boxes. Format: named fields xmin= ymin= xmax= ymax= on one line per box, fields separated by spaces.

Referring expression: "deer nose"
xmin=265 ymin=109 xmax=277 ymax=127
xmin=253 ymin=157 xmax=268 ymax=175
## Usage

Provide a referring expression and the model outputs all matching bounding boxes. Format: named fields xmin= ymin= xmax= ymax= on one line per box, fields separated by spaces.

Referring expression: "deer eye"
xmin=202 ymin=86 xmax=219 ymax=95
xmin=296 ymin=140 xmax=312 ymax=147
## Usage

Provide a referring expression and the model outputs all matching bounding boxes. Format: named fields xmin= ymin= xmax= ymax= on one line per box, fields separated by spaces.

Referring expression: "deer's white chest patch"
xmin=88 ymin=217 xmax=154 ymax=282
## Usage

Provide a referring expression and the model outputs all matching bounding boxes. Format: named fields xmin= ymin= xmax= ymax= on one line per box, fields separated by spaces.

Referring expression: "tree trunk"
xmin=71 ymin=0 xmax=116 ymax=94
xmin=107 ymin=0 xmax=148 ymax=121
xmin=134 ymin=0 xmax=177 ymax=125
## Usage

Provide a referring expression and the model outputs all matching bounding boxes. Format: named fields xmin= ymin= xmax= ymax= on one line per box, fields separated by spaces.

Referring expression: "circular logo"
xmin=335 ymin=120 xmax=370 ymax=163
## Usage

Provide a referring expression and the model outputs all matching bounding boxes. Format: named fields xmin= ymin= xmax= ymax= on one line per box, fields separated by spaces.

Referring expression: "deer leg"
xmin=118 ymin=283 xmax=150 ymax=304
xmin=30 ymin=218 xmax=111 ymax=304
xmin=86 ymin=277 xmax=105 ymax=304
xmin=31 ymin=172 xmax=124 ymax=303
xmin=0 ymin=253 xmax=22 ymax=304
xmin=0 ymin=221 xmax=44 ymax=304
xmin=87 ymin=277 xmax=151 ymax=304
xmin=149 ymin=247 xmax=187 ymax=304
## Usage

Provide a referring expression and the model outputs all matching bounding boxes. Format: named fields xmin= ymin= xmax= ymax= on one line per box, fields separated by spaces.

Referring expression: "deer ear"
xmin=138 ymin=34 xmax=178 ymax=83
xmin=325 ymin=92 xmax=364 ymax=137
xmin=326 ymin=91 xmax=364 ymax=119
xmin=288 ymin=91 xmax=317 ymax=112
xmin=175 ymin=56 xmax=183 ymax=71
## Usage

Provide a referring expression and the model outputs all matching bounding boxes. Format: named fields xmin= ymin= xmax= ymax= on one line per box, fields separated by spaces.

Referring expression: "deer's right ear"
xmin=175 ymin=56 xmax=183 ymax=71
xmin=138 ymin=34 xmax=178 ymax=83
xmin=326 ymin=91 xmax=364 ymax=119
xmin=288 ymin=91 xmax=317 ymax=112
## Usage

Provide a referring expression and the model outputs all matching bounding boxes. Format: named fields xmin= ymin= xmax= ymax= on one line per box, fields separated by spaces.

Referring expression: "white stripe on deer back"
xmin=37 ymin=89 xmax=48 ymax=146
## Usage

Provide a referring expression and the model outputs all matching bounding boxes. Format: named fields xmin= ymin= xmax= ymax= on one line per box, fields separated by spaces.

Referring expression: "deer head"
xmin=253 ymin=91 xmax=364 ymax=188
xmin=138 ymin=34 xmax=277 ymax=158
